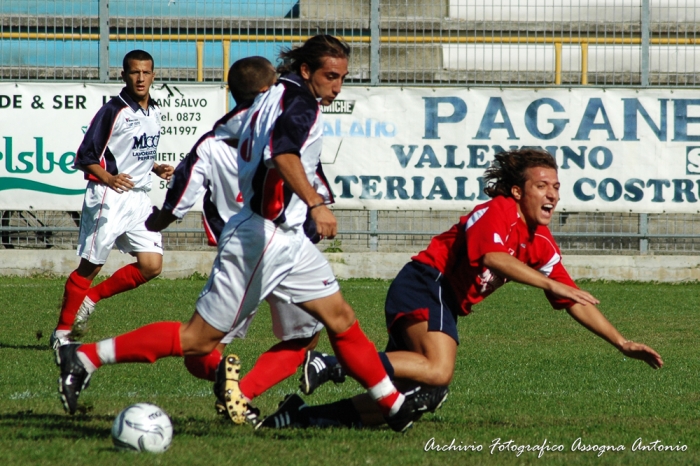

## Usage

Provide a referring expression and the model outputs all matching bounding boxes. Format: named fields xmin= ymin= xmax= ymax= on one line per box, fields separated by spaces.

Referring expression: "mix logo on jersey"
xmin=132 ymin=132 xmax=160 ymax=161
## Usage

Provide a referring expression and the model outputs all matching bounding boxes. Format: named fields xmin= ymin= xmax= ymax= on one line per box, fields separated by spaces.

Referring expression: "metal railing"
xmin=3 ymin=209 xmax=700 ymax=254
xmin=2 ymin=1 xmax=700 ymax=254
xmin=2 ymin=0 xmax=700 ymax=86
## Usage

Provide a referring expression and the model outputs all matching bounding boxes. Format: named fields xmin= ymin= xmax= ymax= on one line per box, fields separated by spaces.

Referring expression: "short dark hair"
xmin=228 ymin=56 xmax=276 ymax=104
xmin=123 ymin=50 xmax=155 ymax=72
xmin=277 ymin=34 xmax=350 ymax=75
xmin=483 ymin=149 xmax=558 ymax=198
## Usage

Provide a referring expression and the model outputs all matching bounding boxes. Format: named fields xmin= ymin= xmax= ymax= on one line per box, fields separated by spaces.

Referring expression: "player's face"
xmin=301 ymin=57 xmax=349 ymax=106
xmin=512 ymin=166 xmax=560 ymax=229
xmin=122 ymin=59 xmax=155 ymax=108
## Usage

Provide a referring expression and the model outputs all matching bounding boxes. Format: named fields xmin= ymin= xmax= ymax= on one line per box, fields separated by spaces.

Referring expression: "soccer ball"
xmin=111 ymin=403 xmax=173 ymax=453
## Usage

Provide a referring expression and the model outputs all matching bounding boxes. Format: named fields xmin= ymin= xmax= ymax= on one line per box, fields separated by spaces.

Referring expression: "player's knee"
xmin=140 ymin=262 xmax=162 ymax=280
xmin=179 ymin=326 xmax=220 ymax=356
xmin=426 ymin=366 xmax=454 ymax=387
xmin=183 ymin=339 xmax=218 ymax=356
xmin=327 ymin=301 xmax=356 ymax=333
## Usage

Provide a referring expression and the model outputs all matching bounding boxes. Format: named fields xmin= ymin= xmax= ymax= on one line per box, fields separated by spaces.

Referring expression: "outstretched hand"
xmin=620 ymin=340 xmax=664 ymax=369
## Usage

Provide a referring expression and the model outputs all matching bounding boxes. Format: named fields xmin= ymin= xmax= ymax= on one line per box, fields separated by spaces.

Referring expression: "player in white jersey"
xmin=57 ymin=36 xmax=419 ymax=432
xmin=50 ymin=50 xmax=174 ymax=349
xmin=145 ymin=57 xmax=332 ymax=424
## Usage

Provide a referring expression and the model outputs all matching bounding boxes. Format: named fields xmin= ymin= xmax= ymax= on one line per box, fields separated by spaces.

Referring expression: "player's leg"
xmin=384 ymin=321 xmax=457 ymax=386
xmin=278 ymin=240 xmax=416 ymax=431
xmin=51 ymin=259 xmax=102 ymax=348
xmin=259 ymin=385 xmax=451 ymax=430
xmin=236 ymin=295 xmax=323 ymax=401
xmin=52 ymin=183 xmax=119 ymax=347
xmin=190 ymin=212 xmax=299 ymax=424
xmin=301 ymin=260 xmax=459 ymax=390
xmin=57 ymin=311 xmax=225 ymax=415
xmin=73 ymin=193 xmax=164 ymax=337
xmin=85 ymin=252 xmax=159 ymax=303
xmin=57 ymin=213 xmax=269 ymax=415
xmin=184 ymin=314 xmax=255 ymax=382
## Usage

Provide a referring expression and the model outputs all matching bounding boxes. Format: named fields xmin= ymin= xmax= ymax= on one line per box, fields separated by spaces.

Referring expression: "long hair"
xmin=122 ymin=50 xmax=154 ymax=72
xmin=483 ymin=149 xmax=558 ymax=198
xmin=277 ymin=35 xmax=350 ymax=75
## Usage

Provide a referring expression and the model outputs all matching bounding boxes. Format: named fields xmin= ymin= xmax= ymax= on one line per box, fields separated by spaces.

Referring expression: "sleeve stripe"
xmin=465 ymin=206 xmax=489 ymax=230
xmin=535 ymin=232 xmax=561 ymax=276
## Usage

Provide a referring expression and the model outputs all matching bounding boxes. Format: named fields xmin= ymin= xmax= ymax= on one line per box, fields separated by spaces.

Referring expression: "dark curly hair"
xmin=227 ymin=56 xmax=276 ymax=104
xmin=483 ymin=149 xmax=558 ymax=198
xmin=277 ymin=34 xmax=350 ymax=75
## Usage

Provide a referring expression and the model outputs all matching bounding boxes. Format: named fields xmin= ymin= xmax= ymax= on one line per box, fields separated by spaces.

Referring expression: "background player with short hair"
xmin=50 ymin=50 xmax=174 ymax=349
xmin=145 ymin=56 xmax=330 ymax=424
xmin=56 ymin=35 xmax=419 ymax=432
xmin=258 ymin=148 xmax=663 ymax=430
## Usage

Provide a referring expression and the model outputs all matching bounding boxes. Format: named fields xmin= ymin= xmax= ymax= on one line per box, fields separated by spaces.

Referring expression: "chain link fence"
xmin=2 ymin=1 xmax=700 ymax=254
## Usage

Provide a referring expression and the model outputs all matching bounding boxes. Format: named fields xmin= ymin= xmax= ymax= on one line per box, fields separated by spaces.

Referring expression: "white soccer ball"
xmin=111 ymin=403 xmax=173 ymax=453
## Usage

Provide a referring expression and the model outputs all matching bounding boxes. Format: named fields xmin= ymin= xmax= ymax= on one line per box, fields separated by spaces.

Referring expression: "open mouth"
xmin=541 ymin=203 xmax=554 ymax=216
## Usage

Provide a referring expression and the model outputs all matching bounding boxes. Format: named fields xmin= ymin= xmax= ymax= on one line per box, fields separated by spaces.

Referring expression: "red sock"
xmin=77 ymin=321 xmax=183 ymax=368
xmin=239 ymin=340 xmax=308 ymax=400
xmin=328 ymin=321 xmax=399 ymax=415
xmin=87 ymin=263 xmax=147 ymax=304
xmin=184 ymin=348 xmax=222 ymax=381
xmin=56 ymin=271 xmax=92 ymax=331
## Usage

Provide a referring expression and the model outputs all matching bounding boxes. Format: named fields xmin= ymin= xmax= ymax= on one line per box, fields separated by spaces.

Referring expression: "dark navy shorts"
xmin=384 ymin=261 xmax=460 ymax=352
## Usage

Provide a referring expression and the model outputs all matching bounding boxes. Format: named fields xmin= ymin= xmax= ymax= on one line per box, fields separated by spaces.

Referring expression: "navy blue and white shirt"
xmin=236 ymin=73 xmax=326 ymax=230
xmin=161 ymin=108 xmax=245 ymax=246
xmin=165 ymin=93 xmax=333 ymax=245
xmin=75 ymin=88 xmax=161 ymax=190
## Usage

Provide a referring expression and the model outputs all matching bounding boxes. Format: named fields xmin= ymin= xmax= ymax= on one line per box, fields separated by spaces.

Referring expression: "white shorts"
xmin=218 ymin=294 xmax=324 ymax=344
xmin=196 ymin=210 xmax=339 ymax=335
xmin=77 ymin=182 xmax=163 ymax=265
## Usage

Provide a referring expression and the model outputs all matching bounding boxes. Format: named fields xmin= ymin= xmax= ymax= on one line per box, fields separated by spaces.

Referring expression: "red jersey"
xmin=412 ymin=196 xmax=577 ymax=315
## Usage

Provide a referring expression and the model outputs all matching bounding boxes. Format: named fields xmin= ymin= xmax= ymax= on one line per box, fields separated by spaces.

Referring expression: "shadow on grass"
xmin=0 ymin=410 xmax=113 ymax=440
xmin=0 ymin=342 xmax=48 ymax=351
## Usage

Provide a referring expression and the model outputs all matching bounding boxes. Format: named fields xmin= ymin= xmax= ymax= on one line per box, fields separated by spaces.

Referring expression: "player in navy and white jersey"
xmin=144 ymin=57 xmax=332 ymax=423
xmin=57 ymin=36 xmax=419 ymax=432
xmin=259 ymin=149 xmax=664 ymax=430
xmin=50 ymin=50 xmax=174 ymax=349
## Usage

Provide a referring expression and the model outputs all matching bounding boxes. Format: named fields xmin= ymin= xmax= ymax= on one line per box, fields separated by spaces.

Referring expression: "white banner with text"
xmin=2 ymin=84 xmax=699 ymax=213
xmin=0 ymin=82 xmax=226 ymax=210
xmin=321 ymin=86 xmax=700 ymax=213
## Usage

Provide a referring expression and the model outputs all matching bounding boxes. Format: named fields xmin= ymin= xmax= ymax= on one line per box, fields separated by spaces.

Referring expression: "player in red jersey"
xmin=259 ymin=148 xmax=664 ymax=429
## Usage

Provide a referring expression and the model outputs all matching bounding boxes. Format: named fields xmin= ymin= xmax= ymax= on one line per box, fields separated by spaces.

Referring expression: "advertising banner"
xmin=0 ymin=82 xmax=226 ymax=210
xmin=2 ymin=84 xmax=700 ymax=213
xmin=321 ymin=87 xmax=700 ymax=213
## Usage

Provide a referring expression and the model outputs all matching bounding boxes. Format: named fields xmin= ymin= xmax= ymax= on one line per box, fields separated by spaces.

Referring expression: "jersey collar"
xmin=279 ymin=72 xmax=318 ymax=101
xmin=119 ymin=87 xmax=157 ymax=113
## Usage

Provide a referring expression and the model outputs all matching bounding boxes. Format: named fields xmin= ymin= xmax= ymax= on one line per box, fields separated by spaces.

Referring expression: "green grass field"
xmin=1 ymin=276 xmax=699 ymax=465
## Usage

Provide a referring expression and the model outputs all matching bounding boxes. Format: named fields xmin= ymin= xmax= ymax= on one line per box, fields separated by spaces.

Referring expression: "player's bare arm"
xmin=272 ymin=153 xmax=337 ymax=238
xmin=80 ymin=163 xmax=134 ymax=193
xmin=152 ymin=162 xmax=174 ymax=180
xmin=482 ymin=251 xmax=599 ymax=306
xmin=566 ymin=302 xmax=664 ymax=369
